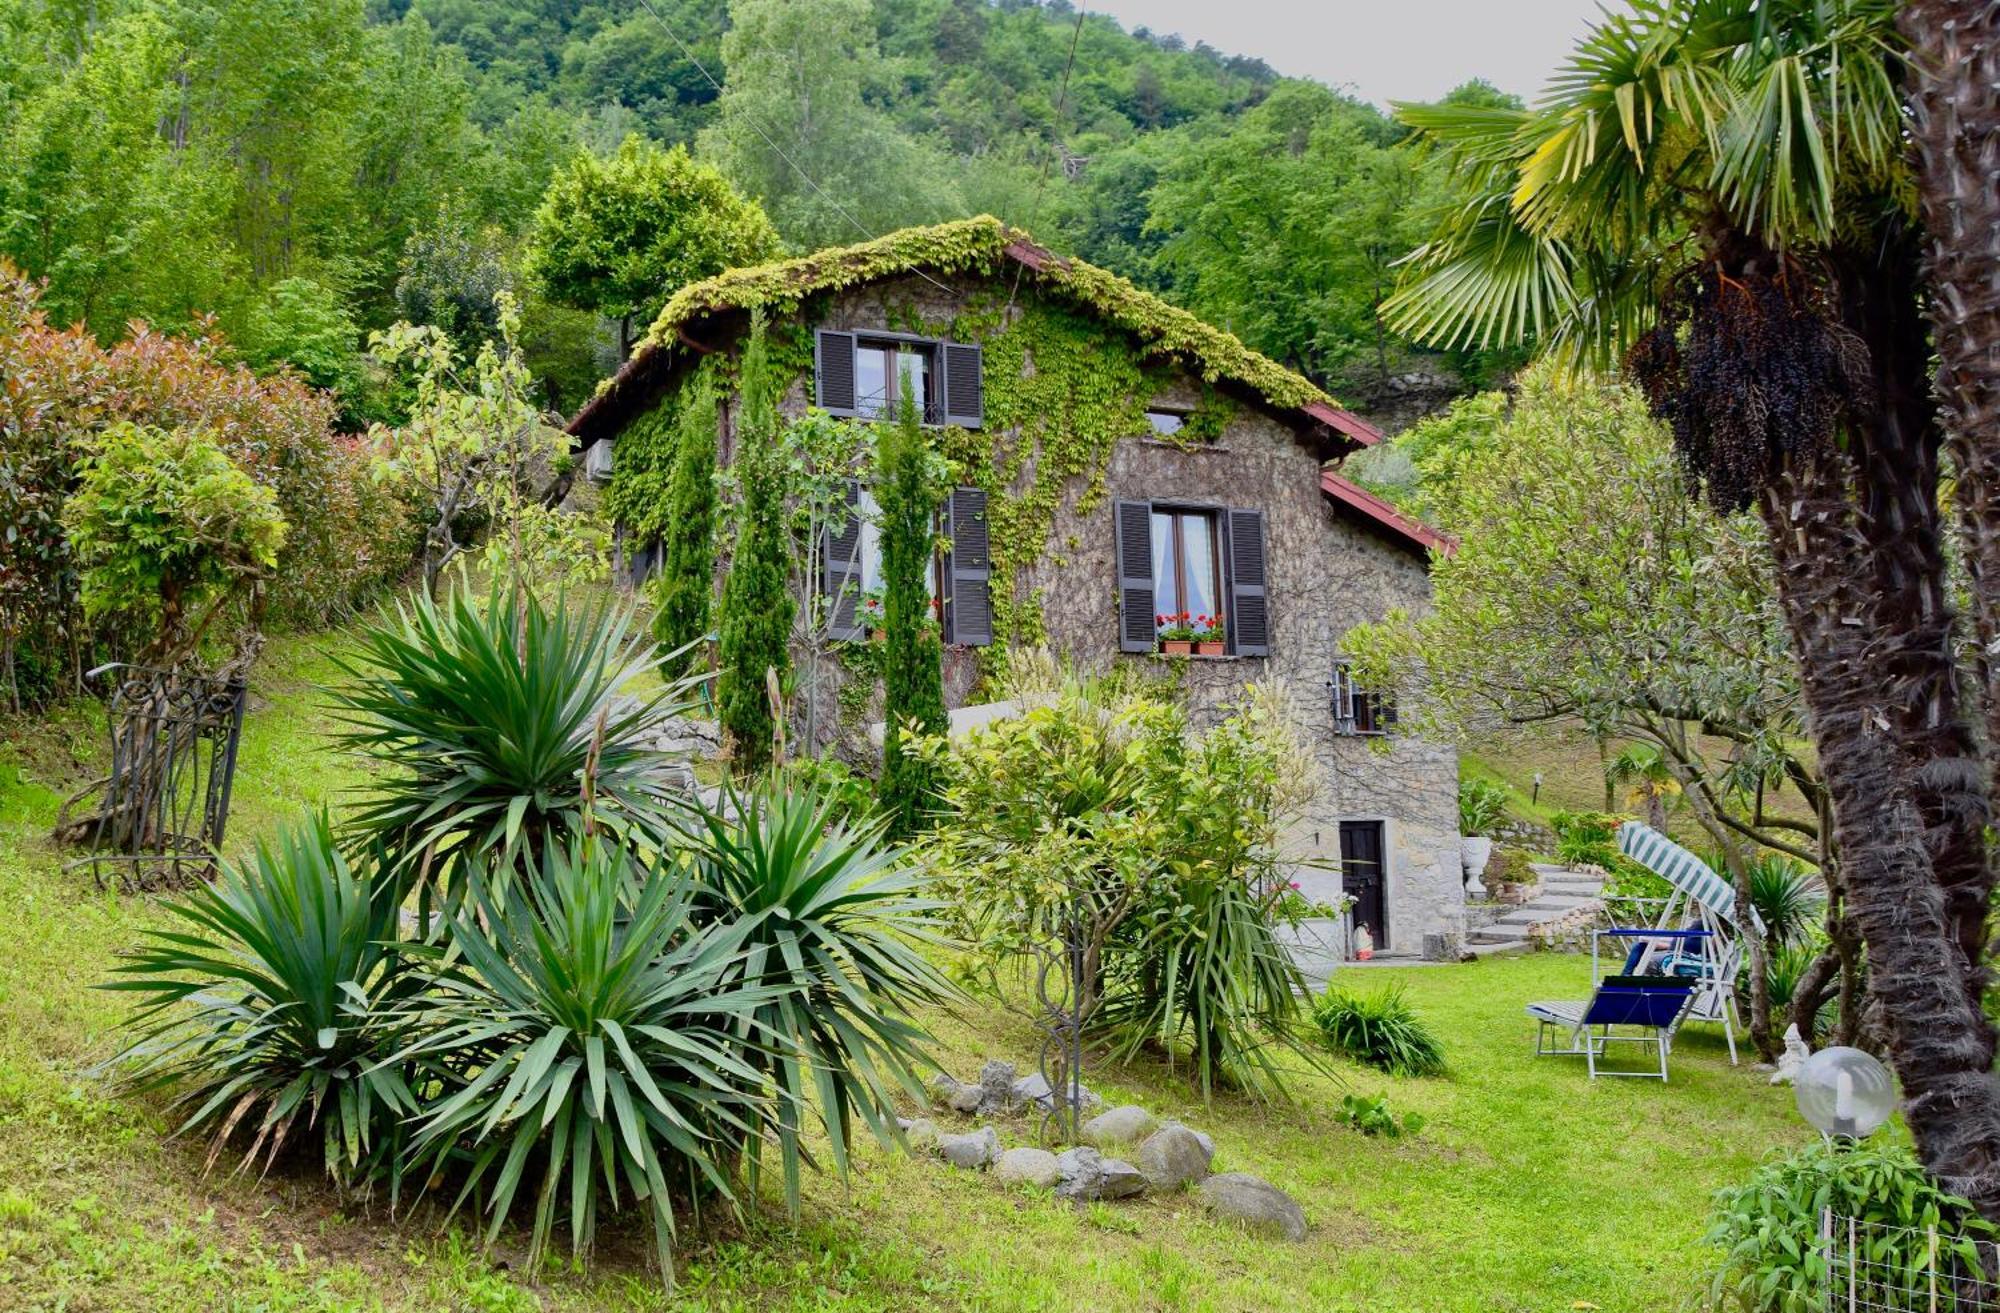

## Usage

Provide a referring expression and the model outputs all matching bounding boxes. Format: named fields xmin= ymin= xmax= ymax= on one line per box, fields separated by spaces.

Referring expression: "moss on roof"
xmin=640 ymin=216 xmax=1337 ymax=414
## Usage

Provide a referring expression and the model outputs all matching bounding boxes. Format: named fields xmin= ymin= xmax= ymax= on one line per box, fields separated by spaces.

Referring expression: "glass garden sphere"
xmin=1795 ymin=1046 xmax=1895 ymax=1138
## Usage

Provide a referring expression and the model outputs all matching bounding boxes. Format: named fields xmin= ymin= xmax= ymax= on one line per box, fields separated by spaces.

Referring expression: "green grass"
xmin=0 ymin=629 xmax=1814 ymax=1311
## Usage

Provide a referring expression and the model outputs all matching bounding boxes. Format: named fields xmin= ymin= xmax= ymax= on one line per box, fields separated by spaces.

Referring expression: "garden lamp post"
xmin=1795 ymin=1046 xmax=1895 ymax=1141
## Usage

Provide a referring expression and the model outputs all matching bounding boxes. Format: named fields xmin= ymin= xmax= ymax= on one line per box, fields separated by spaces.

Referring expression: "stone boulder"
xmin=1135 ymin=1123 xmax=1212 ymax=1191
xmin=1081 ymin=1104 xmax=1159 ymax=1148
xmin=992 ymin=1146 xmax=1062 ymax=1189
xmin=1053 ymin=1146 xmax=1147 ymax=1201
xmin=1199 ymin=1173 xmax=1307 ymax=1242
xmin=931 ymin=1073 xmax=984 ymax=1114
xmin=978 ymin=1059 xmax=1017 ymax=1113
xmin=936 ymin=1127 xmax=1000 ymax=1170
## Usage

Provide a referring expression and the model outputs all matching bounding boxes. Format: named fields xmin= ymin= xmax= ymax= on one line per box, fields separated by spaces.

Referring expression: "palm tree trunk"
xmin=1899 ymin=0 xmax=2000 ymax=965
xmin=1761 ymin=457 xmax=2000 ymax=1221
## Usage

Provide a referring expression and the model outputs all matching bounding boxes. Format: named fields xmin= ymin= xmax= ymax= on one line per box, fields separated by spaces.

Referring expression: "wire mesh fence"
xmin=1825 ymin=1210 xmax=2000 ymax=1312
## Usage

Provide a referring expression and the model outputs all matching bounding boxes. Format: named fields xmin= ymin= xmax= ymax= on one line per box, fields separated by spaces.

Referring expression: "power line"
xmin=627 ymin=0 xmax=958 ymax=299
xmin=1008 ymin=4 xmax=1087 ymax=312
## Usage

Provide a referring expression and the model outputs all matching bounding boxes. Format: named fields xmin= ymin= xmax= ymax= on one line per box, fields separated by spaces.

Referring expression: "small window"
xmin=855 ymin=340 xmax=936 ymax=422
xmin=1331 ymin=660 xmax=1397 ymax=736
xmin=1150 ymin=507 xmax=1222 ymax=637
xmin=1146 ymin=409 xmax=1187 ymax=437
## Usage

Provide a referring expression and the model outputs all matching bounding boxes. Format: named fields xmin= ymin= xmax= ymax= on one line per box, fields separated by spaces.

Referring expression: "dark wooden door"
xmin=1340 ymin=820 xmax=1388 ymax=952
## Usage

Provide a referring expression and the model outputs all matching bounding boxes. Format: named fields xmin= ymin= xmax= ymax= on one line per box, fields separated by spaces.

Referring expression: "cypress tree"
xmin=877 ymin=395 xmax=947 ymax=833
xmin=715 ymin=317 xmax=794 ymax=775
xmin=650 ymin=373 xmax=719 ymax=680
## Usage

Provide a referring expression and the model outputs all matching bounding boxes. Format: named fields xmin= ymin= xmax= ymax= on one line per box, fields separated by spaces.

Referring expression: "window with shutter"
xmin=944 ymin=486 xmax=992 ymax=645
xmin=1225 ymin=508 xmax=1270 ymax=656
xmin=1114 ymin=501 xmax=1156 ymax=652
xmin=815 ymin=330 xmax=858 ymax=415
xmin=822 ymin=480 xmax=865 ymax=639
xmin=1331 ymin=658 xmax=1396 ymax=735
xmin=941 ymin=342 xmax=983 ymax=428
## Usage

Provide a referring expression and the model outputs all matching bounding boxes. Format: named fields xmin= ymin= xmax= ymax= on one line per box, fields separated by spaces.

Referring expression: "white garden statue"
xmin=1770 ymin=1023 xmax=1810 ymax=1085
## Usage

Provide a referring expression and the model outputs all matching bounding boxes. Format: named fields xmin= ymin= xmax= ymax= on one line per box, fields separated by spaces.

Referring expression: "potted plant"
xmin=1155 ymin=612 xmax=1196 ymax=656
xmin=1194 ymin=613 xmax=1226 ymax=657
xmin=860 ymin=587 xmax=886 ymax=641
xmin=1457 ymin=779 xmax=1508 ymax=897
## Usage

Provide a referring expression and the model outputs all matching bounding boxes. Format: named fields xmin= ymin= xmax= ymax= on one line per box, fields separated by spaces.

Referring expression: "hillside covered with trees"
xmin=0 ymin=0 xmax=1516 ymax=426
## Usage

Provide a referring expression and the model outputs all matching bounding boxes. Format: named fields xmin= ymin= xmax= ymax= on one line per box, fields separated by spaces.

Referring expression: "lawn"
xmin=0 ymin=630 xmax=1812 ymax=1312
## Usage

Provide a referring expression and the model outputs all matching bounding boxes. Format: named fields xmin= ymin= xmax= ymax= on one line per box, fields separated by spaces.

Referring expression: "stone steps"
xmin=1463 ymin=865 xmax=1606 ymax=953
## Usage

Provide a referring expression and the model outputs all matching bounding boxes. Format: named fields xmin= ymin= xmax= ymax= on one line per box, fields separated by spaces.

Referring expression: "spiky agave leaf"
xmin=683 ymin=781 xmax=957 ymax=1213
xmin=99 ymin=811 xmax=422 ymax=1195
xmin=327 ymin=581 xmax=704 ymax=895
xmin=388 ymin=839 xmax=782 ymax=1276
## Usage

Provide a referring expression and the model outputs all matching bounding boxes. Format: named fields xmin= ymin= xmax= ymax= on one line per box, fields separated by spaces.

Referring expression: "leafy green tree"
xmin=875 ymin=398 xmax=947 ymax=834
xmin=395 ymin=204 xmax=510 ymax=348
xmin=243 ymin=278 xmax=371 ymax=419
xmin=715 ymin=319 xmax=794 ymax=774
xmin=1385 ymin=0 xmax=2000 ymax=1211
xmin=650 ymin=375 xmax=721 ymax=680
xmin=522 ymin=135 xmax=779 ymax=355
xmin=702 ymin=0 xmax=962 ymax=250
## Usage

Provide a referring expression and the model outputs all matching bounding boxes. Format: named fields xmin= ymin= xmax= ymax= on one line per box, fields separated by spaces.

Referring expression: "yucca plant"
xmin=100 ymin=812 xmax=421 ymax=1193
xmin=1748 ymin=855 xmax=1824 ymax=950
xmin=1099 ymin=870 xmax=1314 ymax=1099
xmin=329 ymin=582 xmax=701 ymax=896
xmin=1311 ymin=983 xmax=1448 ymax=1078
xmin=684 ymin=782 xmax=955 ymax=1211
xmin=390 ymin=838 xmax=776 ymax=1275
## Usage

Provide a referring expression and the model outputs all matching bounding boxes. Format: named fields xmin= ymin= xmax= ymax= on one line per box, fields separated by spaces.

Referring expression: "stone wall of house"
xmin=709 ymin=275 xmax=1464 ymax=956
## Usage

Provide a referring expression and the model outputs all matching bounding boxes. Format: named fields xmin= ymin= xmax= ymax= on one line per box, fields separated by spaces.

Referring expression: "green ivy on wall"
xmin=606 ymin=275 xmax=1248 ymax=693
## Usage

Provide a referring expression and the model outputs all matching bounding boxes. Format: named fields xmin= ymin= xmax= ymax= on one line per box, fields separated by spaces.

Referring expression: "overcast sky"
xmin=1087 ymin=0 xmax=1613 ymax=108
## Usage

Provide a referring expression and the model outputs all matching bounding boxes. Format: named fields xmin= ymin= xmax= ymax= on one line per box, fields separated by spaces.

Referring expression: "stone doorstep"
xmin=1464 ymin=937 xmax=1531 ymax=957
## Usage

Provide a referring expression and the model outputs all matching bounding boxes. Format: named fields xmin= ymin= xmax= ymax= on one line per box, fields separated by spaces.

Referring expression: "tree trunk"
xmin=1899 ymin=0 xmax=2000 ymax=971
xmin=1760 ymin=458 xmax=2000 ymax=1221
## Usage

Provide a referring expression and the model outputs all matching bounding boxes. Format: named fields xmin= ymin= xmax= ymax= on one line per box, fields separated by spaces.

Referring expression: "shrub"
xmin=101 ymin=813 xmax=420 ymax=1193
xmin=1549 ymin=808 xmax=1621 ymax=867
xmin=1748 ymin=854 xmax=1824 ymax=949
xmin=649 ymin=373 xmax=721 ymax=681
xmin=1706 ymin=1139 xmax=1998 ymax=1313
xmin=927 ymin=676 xmax=1319 ymax=1098
xmin=330 ymin=583 xmax=698 ymax=893
xmin=393 ymin=839 xmax=774 ymax=1271
xmin=1336 ymin=1093 xmax=1426 ymax=1138
xmin=64 ymin=421 xmax=288 ymax=661
xmin=1457 ymin=778 xmax=1508 ymax=835
xmin=684 ymin=782 xmax=954 ymax=1208
xmin=875 ymin=395 xmax=948 ymax=835
xmin=714 ymin=316 xmax=793 ymax=774
xmin=1312 ymin=984 xmax=1448 ymax=1077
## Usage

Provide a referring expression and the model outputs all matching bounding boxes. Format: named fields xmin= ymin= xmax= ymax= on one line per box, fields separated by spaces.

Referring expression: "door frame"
xmin=1338 ymin=818 xmax=1393 ymax=953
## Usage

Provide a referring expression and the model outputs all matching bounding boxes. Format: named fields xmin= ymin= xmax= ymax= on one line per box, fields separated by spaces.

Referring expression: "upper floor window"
xmin=1146 ymin=409 xmax=1187 ymax=438
xmin=855 ymin=340 xmax=935 ymax=422
xmin=816 ymin=329 xmax=984 ymax=428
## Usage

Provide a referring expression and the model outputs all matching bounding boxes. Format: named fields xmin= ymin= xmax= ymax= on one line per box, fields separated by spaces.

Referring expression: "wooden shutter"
xmin=944 ymin=487 xmax=992 ymax=646
xmin=822 ymin=480 xmax=865 ymax=639
xmin=941 ymin=341 xmax=983 ymax=428
xmin=815 ymin=330 xmax=858 ymax=416
xmin=1225 ymin=508 xmax=1269 ymax=656
xmin=1115 ymin=500 xmax=1156 ymax=653
xmin=1331 ymin=661 xmax=1357 ymax=734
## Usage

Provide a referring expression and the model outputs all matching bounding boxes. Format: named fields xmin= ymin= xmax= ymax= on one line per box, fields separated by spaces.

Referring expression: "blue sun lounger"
xmin=1528 ymin=929 xmax=1705 ymax=1081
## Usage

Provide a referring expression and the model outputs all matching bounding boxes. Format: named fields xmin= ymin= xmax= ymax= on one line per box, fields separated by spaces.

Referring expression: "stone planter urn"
xmin=1460 ymin=835 xmax=1493 ymax=899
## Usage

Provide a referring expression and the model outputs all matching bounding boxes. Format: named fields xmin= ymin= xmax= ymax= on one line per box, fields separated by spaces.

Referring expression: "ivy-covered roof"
xmin=566 ymin=217 xmax=1383 ymax=450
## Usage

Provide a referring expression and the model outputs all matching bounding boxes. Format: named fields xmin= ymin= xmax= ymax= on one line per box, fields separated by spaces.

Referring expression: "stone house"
xmin=566 ymin=218 xmax=1465 ymax=961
